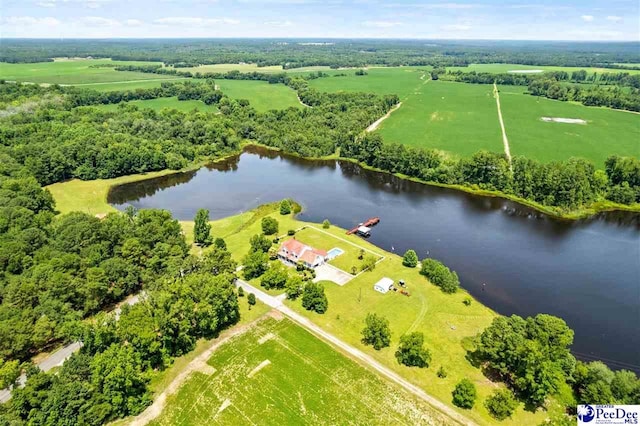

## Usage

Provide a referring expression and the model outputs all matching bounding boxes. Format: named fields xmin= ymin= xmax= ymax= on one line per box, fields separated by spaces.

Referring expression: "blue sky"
xmin=1 ymin=0 xmax=638 ymax=40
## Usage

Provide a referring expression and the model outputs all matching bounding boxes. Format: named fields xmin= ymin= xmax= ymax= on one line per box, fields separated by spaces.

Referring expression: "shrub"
xmin=213 ymin=237 xmax=226 ymax=250
xmin=361 ymin=254 xmax=377 ymax=272
xmin=279 ymin=199 xmax=291 ymax=215
xmin=237 ymin=286 xmax=244 ymax=297
xmin=437 ymin=366 xmax=448 ymax=378
xmin=322 ymin=219 xmax=331 ymax=229
xmin=420 ymin=258 xmax=460 ymax=293
xmin=485 ymin=389 xmax=518 ymax=420
xmin=395 ymin=332 xmax=431 ymax=368
xmin=463 ymin=298 xmax=472 ymax=306
xmin=247 ymin=293 xmax=256 ymax=308
xmin=452 ymin=378 xmax=477 ymax=409
xmin=361 ymin=313 xmax=391 ymax=350
xmin=261 ymin=217 xmax=279 ymax=235
xmin=402 ymin=249 xmax=418 ymax=268
xmin=287 ymin=229 xmax=295 ymax=236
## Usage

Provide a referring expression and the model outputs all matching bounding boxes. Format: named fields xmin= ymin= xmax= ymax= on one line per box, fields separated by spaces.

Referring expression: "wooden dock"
xmin=346 ymin=217 xmax=380 ymax=235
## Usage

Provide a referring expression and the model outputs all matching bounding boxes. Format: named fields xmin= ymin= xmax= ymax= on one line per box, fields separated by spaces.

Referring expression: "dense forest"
xmin=1 ymin=39 xmax=639 ymax=68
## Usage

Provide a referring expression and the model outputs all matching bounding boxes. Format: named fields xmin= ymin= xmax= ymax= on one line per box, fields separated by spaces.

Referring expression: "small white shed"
xmin=373 ymin=277 xmax=394 ymax=294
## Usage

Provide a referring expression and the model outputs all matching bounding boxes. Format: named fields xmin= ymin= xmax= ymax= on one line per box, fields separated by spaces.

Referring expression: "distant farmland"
xmin=148 ymin=318 xmax=448 ymax=426
xmin=0 ymin=58 xmax=171 ymax=84
xmin=447 ymin=63 xmax=640 ymax=76
xmin=216 ymin=79 xmax=300 ymax=111
xmin=93 ymin=96 xmax=219 ymax=113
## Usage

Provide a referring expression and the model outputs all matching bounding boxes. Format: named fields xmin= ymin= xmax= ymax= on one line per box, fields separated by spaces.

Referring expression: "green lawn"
xmin=93 ymin=96 xmax=219 ymax=113
xmin=377 ymin=80 xmax=504 ymax=157
xmin=447 ymin=63 xmax=640 ymax=76
xmin=499 ymin=89 xmax=640 ymax=166
xmin=216 ymin=79 xmax=300 ymax=112
xmin=288 ymin=226 xmax=383 ymax=273
xmin=148 ymin=317 xmax=451 ymax=426
xmin=0 ymin=58 xmax=171 ymax=84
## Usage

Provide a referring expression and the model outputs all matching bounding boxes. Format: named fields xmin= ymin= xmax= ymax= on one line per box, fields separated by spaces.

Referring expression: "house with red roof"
xmin=278 ymin=238 xmax=328 ymax=269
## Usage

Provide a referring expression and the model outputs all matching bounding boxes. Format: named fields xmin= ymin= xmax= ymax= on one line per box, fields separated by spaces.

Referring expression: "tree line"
xmin=341 ymin=134 xmax=640 ymax=209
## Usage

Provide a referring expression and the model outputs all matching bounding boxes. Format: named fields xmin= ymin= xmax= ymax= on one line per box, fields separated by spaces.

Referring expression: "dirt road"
xmin=366 ymin=102 xmax=402 ymax=132
xmin=493 ymin=82 xmax=512 ymax=164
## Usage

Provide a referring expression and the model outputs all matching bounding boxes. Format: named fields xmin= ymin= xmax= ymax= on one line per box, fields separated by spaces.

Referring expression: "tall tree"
xmin=193 ymin=209 xmax=212 ymax=246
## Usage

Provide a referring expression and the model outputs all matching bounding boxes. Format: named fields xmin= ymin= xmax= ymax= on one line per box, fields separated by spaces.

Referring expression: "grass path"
xmin=493 ymin=82 xmax=512 ymax=164
xmin=66 ymin=77 xmax=186 ymax=87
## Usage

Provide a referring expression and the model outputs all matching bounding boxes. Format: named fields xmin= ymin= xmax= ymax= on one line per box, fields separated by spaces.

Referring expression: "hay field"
xmin=216 ymin=79 xmax=300 ymax=111
xmin=0 ymin=58 xmax=171 ymax=84
xmin=447 ymin=63 xmax=640 ymax=75
xmin=148 ymin=317 xmax=449 ymax=426
xmin=93 ymin=96 xmax=219 ymax=113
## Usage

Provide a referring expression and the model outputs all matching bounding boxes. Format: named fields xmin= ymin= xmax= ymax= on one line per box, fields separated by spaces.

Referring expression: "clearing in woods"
xmin=0 ymin=59 xmax=171 ymax=84
xmin=147 ymin=317 xmax=453 ymax=426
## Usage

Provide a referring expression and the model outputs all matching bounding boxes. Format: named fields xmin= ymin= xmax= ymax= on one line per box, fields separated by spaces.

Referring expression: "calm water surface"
xmin=109 ymin=147 xmax=640 ymax=372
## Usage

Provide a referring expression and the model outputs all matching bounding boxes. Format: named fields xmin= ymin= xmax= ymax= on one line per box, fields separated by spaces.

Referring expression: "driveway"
xmin=313 ymin=263 xmax=353 ymax=286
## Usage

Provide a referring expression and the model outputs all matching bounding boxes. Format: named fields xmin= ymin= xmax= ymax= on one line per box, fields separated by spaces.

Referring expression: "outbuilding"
xmin=373 ymin=277 xmax=394 ymax=294
xmin=356 ymin=226 xmax=371 ymax=237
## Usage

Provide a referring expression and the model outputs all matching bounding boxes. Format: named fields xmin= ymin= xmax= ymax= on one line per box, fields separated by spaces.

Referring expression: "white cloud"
xmin=425 ymin=2 xmax=476 ymax=9
xmin=441 ymin=24 xmax=471 ymax=31
xmin=264 ymin=20 xmax=293 ymax=27
xmin=78 ymin=16 xmax=121 ymax=26
xmin=125 ymin=19 xmax=144 ymax=26
xmin=35 ymin=0 xmax=111 ymax=7
xmin=606 ymin=15 xmax=623 ymax=22
xmin=153 ymin=17 xmax=240 ymax=26
xmin=1 ymin=16 xmax=61 ymax=26
xmin=363 ymin=20 xmax=402 ymax=28
xmin=581 ymin=15 xmax=594 ymax=22
xmin=36 ymin=1 xmax=56 ymax=7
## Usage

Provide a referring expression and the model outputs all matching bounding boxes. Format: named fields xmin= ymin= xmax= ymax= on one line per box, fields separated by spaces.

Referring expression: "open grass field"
xmin=93 ymin=96 xmax=219 ymax=113
xmin=447 ymin=63 xmax=640 ymax=75
xmin=308 ymin=66 xmax=429 ymax=98
xmin=148 ymin=317 xmax=450 ymax=426
xmin=377 ymin=81 xmax=504 ymax=157
xmin=0 ymin=58 xmax=172 ymax=84
xmin=216 ymin=79 xmax=300 ymax=111
xmin=169 ymin=63 xmax=336 ymax=75
xmin=499 ymin=88 xmax=640 ymax=166
xmin=72 ymin=78 xmax=187 ymax=92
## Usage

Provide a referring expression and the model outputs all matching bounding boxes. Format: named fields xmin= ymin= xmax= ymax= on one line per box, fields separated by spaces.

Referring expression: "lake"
xmin=109 ymin=146 xmax=640 ymax=372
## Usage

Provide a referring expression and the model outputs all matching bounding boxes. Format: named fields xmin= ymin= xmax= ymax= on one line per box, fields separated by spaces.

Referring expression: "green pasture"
xmin=73 ymin=78 xmax=187 ymax=92
xmin=377 ymin=81 xmax=504 ymax=157
xmin=216 ymin=79 xmax=301 ymax=111
xmin=447 ymin=63 xmax=640 ymax=76
xmin=0 ymin=58 xmax=171 ymax=84
xmin=499 ymin=90 xmax=640 ymax=165
xmin=308 ymin=66 xmax=430 ymax=98
xmin=148 ymin=317 xmax=449 ymax=426
xmin=93 ymin=96 xmax=219 ymax=113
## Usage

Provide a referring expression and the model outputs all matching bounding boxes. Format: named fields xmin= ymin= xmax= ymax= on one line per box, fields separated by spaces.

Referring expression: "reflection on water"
xmin=109 ymin=146 xmax=640 ymax=372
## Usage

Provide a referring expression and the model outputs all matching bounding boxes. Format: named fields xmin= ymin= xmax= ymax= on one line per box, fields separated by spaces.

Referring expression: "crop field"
xmin=169 ymin=63 xmax=336 ymax=75
xmin=377 ymin=81 xmax=504 ymax=157
xmin=94 ymin=96 xmax=219 ymax=113
xmin=499 ymin=90 xmax=640 ymax=165
xmin=447 ymin=63 xmax=640 ymax=75
xmin=148 ymin=317 xmax=448 ymax=426
xmin=308 ymin=66 xmax=429 ymax=98
xmin=0 ymin=58 xmax=172 ymax=84
xmin=216 ymin=79 xmax=301 ymax=111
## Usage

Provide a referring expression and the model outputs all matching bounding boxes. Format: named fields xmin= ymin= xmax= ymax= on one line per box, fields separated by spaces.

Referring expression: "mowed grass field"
xmin=448 ymin=63 xmax=640 ymax=76
xmin=73 ymin=78 xmax=187 ymax=92
xmin=216 ymin=79 xmax=300 ymax=111
xmin=93 ymin=96 xmax=219 ymax=113
xmin=499 ymin=88 xmax=640 ymax=166
xmin=308 ymin=66 xmax=429 ymax=98
xmin=0 ymin=58 xmax=173 ymax=84
xmin=148 ymin=317 xmax=451 ymax=426
xmin=378 ymin=81 xmax=504 ymax=157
